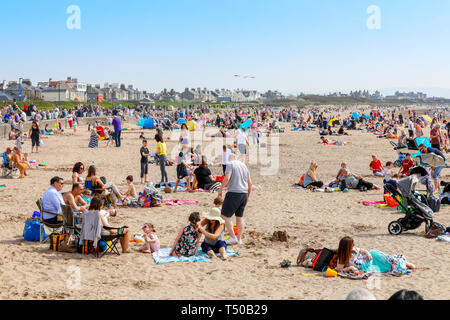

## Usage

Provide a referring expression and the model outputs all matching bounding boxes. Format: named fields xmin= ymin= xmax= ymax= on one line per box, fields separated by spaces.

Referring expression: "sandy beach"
xmin=1 ymin=113 xmax=450 ymax=300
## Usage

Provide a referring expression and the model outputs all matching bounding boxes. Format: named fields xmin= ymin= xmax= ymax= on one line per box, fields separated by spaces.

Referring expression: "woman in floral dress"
xmin=170 ymin=212 xmax=202 ymax=257
xmin=335 ymin=236 xmax=416 ymax=274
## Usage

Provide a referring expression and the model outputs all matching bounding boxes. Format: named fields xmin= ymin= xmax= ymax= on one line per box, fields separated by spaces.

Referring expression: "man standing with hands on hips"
xmin=218 ymin=154 xmax=252 ymax=245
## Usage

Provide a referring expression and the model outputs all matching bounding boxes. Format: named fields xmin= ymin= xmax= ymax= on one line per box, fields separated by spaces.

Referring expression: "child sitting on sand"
xmin=383 ymin=161 xmax=401 ymax=188
xmin=122 ymin=175 xmax=138 ymax=206
xmin=369 ymin=155 xmax=384 ymax=176
xmin=141 ymin=223 xmax=160 ymax=254
xmin=170 ymin=212 xmax=202 ymax=257
xmin=139 ymin=132 xmax=146 ymax=140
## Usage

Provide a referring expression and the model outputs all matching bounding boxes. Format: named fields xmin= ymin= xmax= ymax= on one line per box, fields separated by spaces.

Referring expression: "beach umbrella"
xmin=176 ymin=118 xmax=187 ymax=125
xmin=352 ymin=112 xmax=360 ymax=120
xmin=362 ymin=115 xmax=370 ymax=119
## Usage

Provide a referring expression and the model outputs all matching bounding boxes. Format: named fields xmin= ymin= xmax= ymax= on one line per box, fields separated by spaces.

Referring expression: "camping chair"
xmin=36 ymin=199 xmax=64 ymax=243
xmin=1 ymin=152 xmax=19 ymax=179
xmin=61 ymin=205 xmax=81 ymax=237
xmin=84 ymin=180 xmax=114 ymax=208
xmin=79 ymin=211 xmax=121 ymax=258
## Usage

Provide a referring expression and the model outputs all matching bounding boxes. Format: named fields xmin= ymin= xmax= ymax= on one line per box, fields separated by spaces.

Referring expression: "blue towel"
xmin=152 ymin=247 xmax=240 ymax=264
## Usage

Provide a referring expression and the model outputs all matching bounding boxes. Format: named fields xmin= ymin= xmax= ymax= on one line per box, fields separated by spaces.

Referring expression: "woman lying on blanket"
xmin=334 ymin=236 xmax=416 ymax=275
xmin=319 ymin=136 xmax=348 ymax=146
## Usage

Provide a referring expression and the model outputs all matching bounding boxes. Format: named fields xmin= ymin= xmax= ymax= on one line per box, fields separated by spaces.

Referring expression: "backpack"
xmin=427 ymin=194 xmax=441 ymax=213
xmin=312 ymin=248 xmax=337 ymax=271
xmin=138 ymin=190 xmax=153 ymax=208
xmin=138 ymin=183 xmax=163 ymax=208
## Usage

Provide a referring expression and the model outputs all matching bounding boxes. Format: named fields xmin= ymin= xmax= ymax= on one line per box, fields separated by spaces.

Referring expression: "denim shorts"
xmin=201 ymin=240 xmax=227 ymax=253
xmin=433 ymin=166 xmax=445 ymax=179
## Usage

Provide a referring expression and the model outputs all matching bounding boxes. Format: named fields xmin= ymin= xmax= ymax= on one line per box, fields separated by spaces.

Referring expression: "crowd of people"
xmin=4 ymin=101 xmax=445 ymax=300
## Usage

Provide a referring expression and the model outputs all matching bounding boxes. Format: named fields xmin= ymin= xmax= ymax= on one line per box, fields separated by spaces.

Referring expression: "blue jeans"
xmin=114 ymin=131 xmax=121 ymax=147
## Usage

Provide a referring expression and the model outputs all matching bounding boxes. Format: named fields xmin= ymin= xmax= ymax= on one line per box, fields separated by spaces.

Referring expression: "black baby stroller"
xmin=386 ymin=166 xmax=442 ymax=235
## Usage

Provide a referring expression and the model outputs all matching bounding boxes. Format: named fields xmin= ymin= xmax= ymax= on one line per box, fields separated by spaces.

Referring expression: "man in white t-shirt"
xmin=221 ymin=145 xmax=232 ymax=176
xmin=408 ymin=117 xmax=414 ymax=138
xmin=235 ymin=129 xmax=249 ymax=156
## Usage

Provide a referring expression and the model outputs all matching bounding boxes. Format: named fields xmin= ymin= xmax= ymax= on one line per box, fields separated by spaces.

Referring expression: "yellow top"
xmin=157 ymin=142 xmax=166 ymax=156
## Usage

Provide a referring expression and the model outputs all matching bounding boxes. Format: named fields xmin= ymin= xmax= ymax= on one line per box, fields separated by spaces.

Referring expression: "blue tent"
xmin=352 ymin=112 xmax=360 ymax=120
xmin=177 ymin=118 xmax=187 ymax=125
xmin=138 ymin=118 xmax=155 ymax=129
xmin=143 ymin=119 xmax=155 ymax=129
xmin=239 ymin=119 xmax=252 ymax=130
xmin=362 ymin=115 xmax=370 ymax=119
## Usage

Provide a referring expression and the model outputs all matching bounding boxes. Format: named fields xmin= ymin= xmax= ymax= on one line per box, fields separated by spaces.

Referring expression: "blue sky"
xmin=1 ymin=0 xmax=450 ymax=96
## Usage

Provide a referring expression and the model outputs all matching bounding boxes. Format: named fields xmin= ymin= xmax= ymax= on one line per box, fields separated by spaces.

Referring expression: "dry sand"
xmin=1 ymin=114 xmax=450 ymax=300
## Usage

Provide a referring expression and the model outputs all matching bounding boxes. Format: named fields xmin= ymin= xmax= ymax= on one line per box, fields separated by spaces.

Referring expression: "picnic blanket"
xmin=361 ymin=201 xmax=386 ymax=206
xmin=162 ymin=199 xmax=199 ymax=206
xmin=152 ymin=247 xmax=240 ymax=264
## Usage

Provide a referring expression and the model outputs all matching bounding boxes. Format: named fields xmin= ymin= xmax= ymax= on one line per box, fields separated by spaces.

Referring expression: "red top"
xmin=400 ymin=158 xmax=415 ymax=175
xmin=370 ymin=160 xmax=382 ymax=173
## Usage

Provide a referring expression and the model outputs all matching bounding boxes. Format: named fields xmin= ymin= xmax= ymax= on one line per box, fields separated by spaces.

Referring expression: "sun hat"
xmin=202 ymin=208 xmax=224 ymax=224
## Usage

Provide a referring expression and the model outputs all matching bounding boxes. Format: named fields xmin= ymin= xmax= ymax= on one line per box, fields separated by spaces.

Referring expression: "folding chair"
xmin=1 ymin=152 xmax=19 ymax=179
xmin=84 ymin=180 xmax=114 ymax=208
xmin=98 ymin=227 xmax=121 ymax=257
xmin=61 ymin=205 xmax=81 ymax=237
xmin=36 ymin=199 xmax=64 ymax=243
xmin=79 ymin=211 xmax=121 ymax=258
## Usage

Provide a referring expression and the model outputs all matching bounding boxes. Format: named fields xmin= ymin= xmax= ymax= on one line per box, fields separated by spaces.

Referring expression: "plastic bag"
xmin=23 ymin=219 xmax=44 ymax=242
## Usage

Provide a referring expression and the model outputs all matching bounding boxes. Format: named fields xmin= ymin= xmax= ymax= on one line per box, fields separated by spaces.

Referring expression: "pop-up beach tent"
xmin=239 ymin=119 xmax=252 ymax=130
xmin=176 ymin=118 xmax=187 ymax=125
xmin=138 ymin=118 xmax=155 ymax=129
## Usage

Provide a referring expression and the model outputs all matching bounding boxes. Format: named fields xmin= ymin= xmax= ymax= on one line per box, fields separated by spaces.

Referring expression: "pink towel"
xmin=162 ymin=200 xmax=199 ymax=206
xmin=361 ymin=201 xmax=386 ymax=206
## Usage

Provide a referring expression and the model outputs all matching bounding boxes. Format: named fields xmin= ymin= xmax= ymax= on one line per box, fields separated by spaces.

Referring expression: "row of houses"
xmin=0 ymin=77 xmax=287 ymax=103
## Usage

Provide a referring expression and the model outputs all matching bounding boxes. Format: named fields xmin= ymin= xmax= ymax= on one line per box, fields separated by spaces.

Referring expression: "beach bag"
xmin=58 ymin=235 xmax=78 ymax=253
xmin=81 ymin=240 xmax=99 ymax=255
xmin=298 ymin=174 xmax=305 ymax=187
xmin=23 ymin=219 xmax=42 ymax=242
xmin=384 ymin=194 xmax=401 ymax=208
xmin=426 ymin=222 xmax=446 ymax=238
xmin=49 ymin=233 xmax=70 ymax=252
xmin=297 ymin=247 xmax=321 ymax=266
xmin=427 ymin=194 xmax=441 ymax=213
xmin=312 ymin=248 xmax=337 ymax=271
